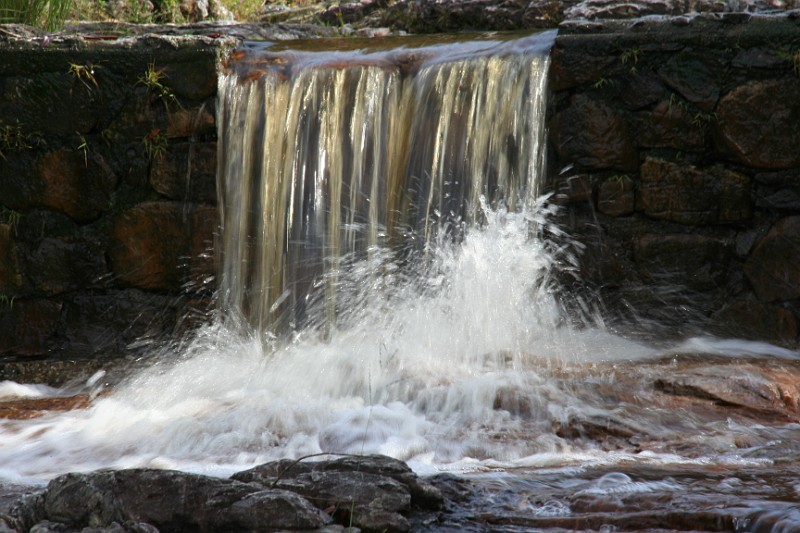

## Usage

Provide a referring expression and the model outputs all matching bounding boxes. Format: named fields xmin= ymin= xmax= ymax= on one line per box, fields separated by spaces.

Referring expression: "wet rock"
xmin=716 ymin=80 xmax=800 ymax=169
xmin=268 ymin=470 xmax=411 ymax=531
xmin=162 ymin=59 xmax=219 ymax=101
xmin=224 ymin=489 xmax=330 ymax=530
xmin=653 ymin=363 xmax=800 ymax=422
xmin=165 ymin=106 xmax=215 ymax=139
xmin=61 ymin=290 xmax=180 ymax=358
xmin=551 ymin=174 xmax=593 ymax=205
xmin=0 ymin=456 xmax=442 ymax=533
xmin=551 ymin=95 xmax=637 ymax=171
xmin=0 ymin=395 xmax=94 ymax=420
xmin=42 ymin=469 xmax=275 ymax=531
xmin=634 ymin=234 xmax=733 ymax=290
xmin=234 ymin=455 xmax=442 ymax=532
xmin=150 ymin=142 xmax=217 ymax=202
xmin=24 ymin=236 xmax=109 ymax=295
xmin=0 ymin=299 xmax=63 ymax=357
xmin=744 ymin=216 xmax=800 ymax=302
xmin=107 ymin=202 xmax=216 ymax=291
xmin=637 ymin=157 xmax=751 ymax=225
xmin=0 ymin=224 xmax=23 ymax=294
xmin=597 ymin=175 xmax=635 ymax=217
xmin=711 ymin=297 xmax=797 ymax=345
xmin=0 ymin=72 xmax=99 ymax=136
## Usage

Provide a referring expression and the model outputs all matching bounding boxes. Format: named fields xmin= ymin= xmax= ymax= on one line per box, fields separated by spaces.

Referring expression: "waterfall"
xmin=216 ymin=32 xmax=556 ymax=335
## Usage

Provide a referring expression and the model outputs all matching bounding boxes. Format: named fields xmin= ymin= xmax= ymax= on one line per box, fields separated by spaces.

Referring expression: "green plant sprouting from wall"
xmin=0 ymin=120 xmax=31 ymax=160
xmin=592 ymin=77 xmax=616 ymax=90
xmin=620 ymin=47 xmax=640 ymax=74
xmin=143 ymin=128 xmax=168 ymax=159
xmin=0 ymin=294 xmax=16 ymax=310
xmin=68 ymin=62 xmax=101 ymax=93
xmin=77 ymin=132 xmax=90 ymax=166
xmin=138 ymin=63 xmax=179 ymax=109
xmin=0 ymin=0 xmax=72 ymax=30
xmin=0 ymin=206 xmax=21 ymax=228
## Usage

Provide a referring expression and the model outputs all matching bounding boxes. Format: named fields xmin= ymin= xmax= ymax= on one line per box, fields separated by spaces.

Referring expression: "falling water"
xmin=216 ymin=33 xmax=553 ymax=334
xmin=3 ymin=31 xmax=800 ymax=531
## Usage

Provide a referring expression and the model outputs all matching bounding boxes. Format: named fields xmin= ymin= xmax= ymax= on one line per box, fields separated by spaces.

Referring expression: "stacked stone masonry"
xmin=0 ymin=35 xmax=229 ymax=377
xmin=547 ymin=14 xmax=800 ymax=346
xmin=0 ymin=15 xmax=798 ymax=379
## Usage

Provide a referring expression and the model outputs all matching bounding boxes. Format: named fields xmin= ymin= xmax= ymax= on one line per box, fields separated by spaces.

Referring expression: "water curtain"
xmin=217 ymin=32 xmax=556 ymax=335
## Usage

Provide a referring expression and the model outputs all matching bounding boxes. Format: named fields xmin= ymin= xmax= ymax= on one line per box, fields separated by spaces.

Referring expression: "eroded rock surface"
xmin=2 ymin=455 xmax=442 ymax=533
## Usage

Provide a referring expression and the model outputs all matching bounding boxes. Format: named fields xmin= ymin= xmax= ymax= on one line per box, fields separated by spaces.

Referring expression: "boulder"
xmin=234 ymin=455 xmax=443 ymax=532
xmin=41 ymin=469 xmax=328 ymax=531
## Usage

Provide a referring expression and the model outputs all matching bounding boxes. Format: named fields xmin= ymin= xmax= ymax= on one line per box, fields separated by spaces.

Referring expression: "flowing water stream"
xmin=2 ymin=31 xmax=800 ymax=531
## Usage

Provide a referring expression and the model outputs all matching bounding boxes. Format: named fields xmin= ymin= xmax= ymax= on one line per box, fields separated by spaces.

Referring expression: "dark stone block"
xmin=635 ymin=233 xmax=733 ymax=290
xmin=637 ymin=157 xmax=751 ymax=225
xmin=0 ymin=299 xmax=63 ymax=357
xmin=62 ymin=290 xmax=179 ymax=358
xmin=150 ymin=142 xmax=217 ymax=202
xmin=598 ymin=176 xmax=635 ymax=217
xmin=0 ymin=224 xmax=23 ymax=294
xmin=744 ymin=216 xmax=800 ymax=302
xmin=551 ymin=95 xmax=638 ymax=171
xmin=712 ymin=297 xmax=797 ymax=345
xmin=658 ymin=51 xmax=721 ymax=112
xmin=716 ymin=80 xmax=800 ymax=169
xmin=634 ymin=99 xmax=705 ymax=151
xmin=23 ymin=236 xmax=109 ymax=295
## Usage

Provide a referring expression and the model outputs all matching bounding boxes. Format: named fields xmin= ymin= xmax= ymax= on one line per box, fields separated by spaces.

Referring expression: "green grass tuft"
xmin=0 ymin=0 xmax=73 ymax=31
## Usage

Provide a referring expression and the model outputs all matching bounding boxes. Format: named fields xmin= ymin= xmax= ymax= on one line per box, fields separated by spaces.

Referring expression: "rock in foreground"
xmin=0 ymin=455 xmax=443 ymax=533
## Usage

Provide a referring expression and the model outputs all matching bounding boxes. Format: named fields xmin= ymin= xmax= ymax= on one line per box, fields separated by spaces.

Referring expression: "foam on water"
xmin=0 ymin=199 xmax=666 ymax=483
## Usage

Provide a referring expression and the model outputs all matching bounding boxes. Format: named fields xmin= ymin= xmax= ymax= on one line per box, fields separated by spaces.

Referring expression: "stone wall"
xmin=0 ymin=34 xmax=230 ymax=381
xmin=1 ymin=15 xmax=798 ymax=383
xmin=547 ymin=14 xmax=800 ymax=346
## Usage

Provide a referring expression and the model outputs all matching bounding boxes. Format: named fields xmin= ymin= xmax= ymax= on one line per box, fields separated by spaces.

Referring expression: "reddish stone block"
xmin=37 ymin=150 xmax=118 ymax=222
xmin=108 ymin=202 xmax=217 ymax=291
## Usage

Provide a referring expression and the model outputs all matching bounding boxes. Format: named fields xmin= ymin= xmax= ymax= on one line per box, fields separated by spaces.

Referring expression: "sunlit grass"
xmin=0 ymin=0 xmax=73 ymax=30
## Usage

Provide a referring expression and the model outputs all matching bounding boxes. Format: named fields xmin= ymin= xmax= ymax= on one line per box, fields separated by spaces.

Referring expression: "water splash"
xmin=216 ymin=32 xmax=553 ymax=334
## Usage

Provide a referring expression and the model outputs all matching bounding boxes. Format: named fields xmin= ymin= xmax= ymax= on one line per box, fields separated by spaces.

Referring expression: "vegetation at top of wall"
xmin=0 ymin=0 xmax=72 ymax=30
